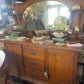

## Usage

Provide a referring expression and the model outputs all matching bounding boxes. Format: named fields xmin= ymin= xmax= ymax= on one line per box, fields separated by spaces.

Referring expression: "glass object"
xmin=23 ymin=1 xmax=70 ymax=30
xmin=48 ymin=8 xmax=58 ymax=25
xmin=60 ymin=7 xmax=70 ymax=19
xmin=54 ymin=16 xmax=69 ymax=31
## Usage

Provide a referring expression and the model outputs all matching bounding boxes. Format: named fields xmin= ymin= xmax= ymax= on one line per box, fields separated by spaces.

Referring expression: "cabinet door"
xmin=47 ymin=49 xmax=78 ymax=84
xmin=6 ymin=43 xmax=23 ymax=76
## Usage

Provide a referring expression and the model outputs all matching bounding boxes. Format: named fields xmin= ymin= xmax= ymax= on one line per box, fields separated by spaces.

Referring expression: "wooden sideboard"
xmin=2 ymin=40 xmax=81 ymax=84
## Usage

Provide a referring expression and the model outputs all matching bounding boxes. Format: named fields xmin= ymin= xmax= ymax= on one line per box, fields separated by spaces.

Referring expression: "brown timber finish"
xmin=1 ymin=40 xmax=80 ymax=84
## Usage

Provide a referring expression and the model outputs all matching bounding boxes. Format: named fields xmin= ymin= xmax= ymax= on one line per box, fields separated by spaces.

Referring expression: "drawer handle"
xmin=31 ymin=52 xmax=36 ymax=55
xmin=32 ymin=72 xmax=37 ymax=76
xmin=31 ymin=62 xmax=37 ymax=66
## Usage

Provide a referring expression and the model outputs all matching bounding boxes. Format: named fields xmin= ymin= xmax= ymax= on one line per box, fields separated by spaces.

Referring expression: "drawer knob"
xmin=31 ymin=62 xmax=37 ymax=66
xmin=31 ymin=52 xmax=36 ymax=55
xmin=32 ymin=72 xmax=37 ymax=76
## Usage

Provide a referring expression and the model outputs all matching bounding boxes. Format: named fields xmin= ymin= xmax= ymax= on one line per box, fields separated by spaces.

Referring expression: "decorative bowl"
xmin=52 ymin=32 xmax=65 ymax=38
xmin=56 ymin=42 xmax=65 ymax=46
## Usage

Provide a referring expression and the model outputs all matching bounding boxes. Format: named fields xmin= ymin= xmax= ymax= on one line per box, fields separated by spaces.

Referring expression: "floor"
xmin=8 ymin=76 xmax=32 ymax=84
xmin=0 ymin=76 xmax=32 ymax=84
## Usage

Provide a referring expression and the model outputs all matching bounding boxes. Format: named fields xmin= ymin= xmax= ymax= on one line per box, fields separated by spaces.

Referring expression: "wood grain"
xmin=6 ymin=43 xmax=24 ymax=76
xmin=22 ymin=46 xmax=45 ymax=60
xmin=24 ymin=58 xmax=44 ymax=71
xmin=2 ymin=40 xmax=80 ymax=84
xmin=47 ymin=49 xmax=78 ymax=84
xmin=24 ymin=68 xmax=45 ymax=81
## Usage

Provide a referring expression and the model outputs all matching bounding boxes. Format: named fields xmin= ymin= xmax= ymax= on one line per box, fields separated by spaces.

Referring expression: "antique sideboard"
xmin=0 ymin=40 xmax=81 ymax=84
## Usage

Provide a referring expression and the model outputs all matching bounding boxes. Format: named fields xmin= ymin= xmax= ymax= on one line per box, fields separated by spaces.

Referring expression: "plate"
xmin=52 ymin=32 xmax=65 ymax=38
xmin=54 ymin=16 xmax=68 ymax=31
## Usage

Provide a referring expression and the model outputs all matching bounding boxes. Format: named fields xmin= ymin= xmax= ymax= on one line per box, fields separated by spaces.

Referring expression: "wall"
xmin=13 ymin=0 xmax=84 ymax=31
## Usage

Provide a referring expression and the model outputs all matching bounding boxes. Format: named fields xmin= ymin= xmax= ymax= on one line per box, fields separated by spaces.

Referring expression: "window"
xmin=48 ymin=5 xmax=70 ymax=25
xmin=0 ymin=9 xmax=2 ymax=20
xmin=60 ymin=7 xmax=70 ymax=19
xmin=48 ymin=8 xmax=57 ymax=25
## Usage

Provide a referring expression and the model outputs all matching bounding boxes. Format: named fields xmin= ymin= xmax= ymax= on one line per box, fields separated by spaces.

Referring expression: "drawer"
xmin=24 ymin=58 xmax=44 ymax=71
xmin=25 ymin=68 xmax=45 ymax=80
xmin=22 ymin=46 xmax=45 ymax=60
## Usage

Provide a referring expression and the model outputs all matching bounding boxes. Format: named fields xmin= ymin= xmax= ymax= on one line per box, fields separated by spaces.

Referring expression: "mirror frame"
xmin=13 ymin=0 xmax=72 ymax=26
xmin=13 ymin=0 xmax=84 ymax=31
xmin=14 ymin=0 xmax=72 ymax=13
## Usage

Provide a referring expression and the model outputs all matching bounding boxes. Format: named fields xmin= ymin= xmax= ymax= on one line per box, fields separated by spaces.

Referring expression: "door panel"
xmin=47 ymin=49 xmax=75 ymax=84
xmin=6 ymin=43 xmax=23 ymax=76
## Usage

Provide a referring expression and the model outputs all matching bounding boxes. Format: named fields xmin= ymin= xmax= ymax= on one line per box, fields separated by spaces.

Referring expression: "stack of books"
xmin=31 ymin=36 xmax=53 ymax=44
xmin=52 ymin=37 xmax=66 ymax=43
xmin=52 ymin=32 xmax=67 ymax=43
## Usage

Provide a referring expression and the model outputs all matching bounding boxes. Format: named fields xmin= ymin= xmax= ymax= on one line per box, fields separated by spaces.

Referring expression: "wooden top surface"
xmin=0 ymin=39 xmax=83 ymax=52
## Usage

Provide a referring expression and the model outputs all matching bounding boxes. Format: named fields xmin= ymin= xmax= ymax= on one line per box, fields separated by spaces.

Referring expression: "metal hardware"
xmin=32 ymin=72 xmax=37 ymax=76
xmin=31 ymin=52 xmax=36 ymax=55
xmin=31 ymin=62 xmax=37 ymax=66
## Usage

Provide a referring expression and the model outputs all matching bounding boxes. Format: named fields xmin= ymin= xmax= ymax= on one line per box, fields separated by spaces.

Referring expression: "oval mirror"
xmin=23 ymin=1 xmax=70 ymax=30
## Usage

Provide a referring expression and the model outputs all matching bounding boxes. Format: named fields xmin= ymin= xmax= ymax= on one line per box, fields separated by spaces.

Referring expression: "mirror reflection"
xmin=23 ymin=1 xmax=70 ymax=30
